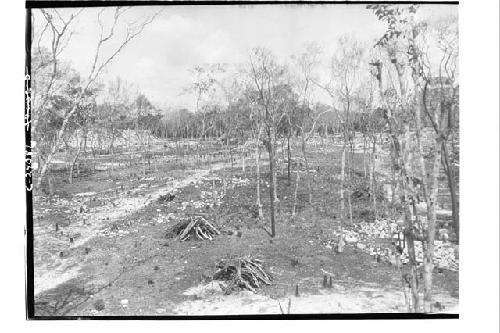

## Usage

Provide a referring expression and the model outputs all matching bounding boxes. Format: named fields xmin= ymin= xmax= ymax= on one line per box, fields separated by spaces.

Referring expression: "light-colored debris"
xmin=329 ymin=219 xmax=458 ymax=271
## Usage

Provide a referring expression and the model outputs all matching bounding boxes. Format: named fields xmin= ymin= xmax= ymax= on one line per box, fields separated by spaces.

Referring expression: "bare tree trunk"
xmin=91 ymin=139 xmax=97 ymax=172
xmin=230 ymin=140 xmax=234 ymax=172
xmin=442 ymin=142 xmax=459 ymax=243
xmin=301 ymin=139 xmax=312 ymax=204
xmin=402 ymin=161 xmax=421 ymax=312
xmin=371 ymin=60 xmax=420 ymax=312
xmin=339 ymin=144 xmax=346 ymax=224
xmin=69 ymin=151 xmax=79 ymax=184
xmin=272 ymin=133 xmax=280 ymax=215
xmin=346 ymin=134 xmax=354 ymax=224
xmin=267 ymin=133 xmax=276 ymax=237
xmin=242 ymin=153 xmax=246 ymax=174
xmin=423 ymin=139 xmax=442 ymax=311
xmin=69 ymin=134 xmax=82 ymax=184
xmin=370 ymin=137 xmax=378 ymax=219
xmin=405 ymin=217 xmax=420 ymax=312
xmin=37 ymin=97 xmax=86 ymax=187
xmin=411 ymin=63 xmax=441 ymax=313
xmin=273 ymin=160 xmax=279 ymax=201
xmin=400 ymin=266 xmax=411 ymax=312
xmin=110 ymin=138 xmax=116 ymax=178
xmin=255 ymin=132 xmax=263 ymax=219
xmin=363 ymin=135 xmax=367 ymax=178
xmin=273 ymin=166 xmax=280 ymax=214
xmin=292 ymin=170 xmax=300 ymax=217
xmin=281 ymin=137 xmax=286 ymax=166
xmin=287 ymin=132 xmax=292 ymax=185
xmin=347 ymin=186 xmax=353 ymax=223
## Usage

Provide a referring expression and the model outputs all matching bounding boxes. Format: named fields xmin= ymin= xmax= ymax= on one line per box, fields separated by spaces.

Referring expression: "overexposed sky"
xmin=32 ymin=4 xmax=457 ymax=109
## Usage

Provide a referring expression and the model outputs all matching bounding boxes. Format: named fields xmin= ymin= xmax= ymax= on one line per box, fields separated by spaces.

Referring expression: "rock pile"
xmin=331 ymin=219 xmax=459 ymax=271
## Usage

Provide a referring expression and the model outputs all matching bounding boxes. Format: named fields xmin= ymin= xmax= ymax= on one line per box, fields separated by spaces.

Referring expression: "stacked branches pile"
xmin=166 ymin=215 xmax=220 ymax=241
xmin=158 ymin=193 xmax=175 ymax=203
xmin=213 ymin=257 xmax=272 ymax=294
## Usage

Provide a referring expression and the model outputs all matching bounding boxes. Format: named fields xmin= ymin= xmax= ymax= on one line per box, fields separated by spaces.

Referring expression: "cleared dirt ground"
xmin=32 ymin=140 xmax=458 ymax=316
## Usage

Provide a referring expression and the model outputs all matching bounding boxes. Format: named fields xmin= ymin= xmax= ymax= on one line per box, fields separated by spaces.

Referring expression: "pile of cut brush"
xmin=166 ymin=214 xmax=219 ymax=241
xmin=213 ymin=257 xmax=272 ymax=294
xmin=158 ymin=193 xmax=175 ymax=203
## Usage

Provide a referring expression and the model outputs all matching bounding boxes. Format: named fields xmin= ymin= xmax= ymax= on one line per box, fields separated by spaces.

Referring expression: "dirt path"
xmin=34 ymin=162 xmax=231 ymax=296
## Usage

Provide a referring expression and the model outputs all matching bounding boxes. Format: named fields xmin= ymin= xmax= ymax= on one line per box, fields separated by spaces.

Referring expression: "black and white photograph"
xmin=11 ymin=0 xmax=496 ymax=322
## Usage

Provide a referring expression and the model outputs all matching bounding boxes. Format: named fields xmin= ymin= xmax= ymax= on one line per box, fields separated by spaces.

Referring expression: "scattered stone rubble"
xmin=331 ymin=219 xmax=459 ymax=271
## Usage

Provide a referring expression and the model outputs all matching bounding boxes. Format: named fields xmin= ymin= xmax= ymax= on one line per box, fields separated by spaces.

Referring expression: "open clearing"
xmin=33 ymin=139 xmax=458 ymax=316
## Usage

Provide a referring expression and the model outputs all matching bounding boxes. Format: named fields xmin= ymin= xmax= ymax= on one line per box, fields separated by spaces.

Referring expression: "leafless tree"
xmin=291 ymin=43 xmax=331 ymax=204
xmin=315 ymin=36 xmax=365 ymax=227
xmin=248 ymin=47 xmax=289 ymax=237
xmin=34 ymin=7 xmax=162 ymax=188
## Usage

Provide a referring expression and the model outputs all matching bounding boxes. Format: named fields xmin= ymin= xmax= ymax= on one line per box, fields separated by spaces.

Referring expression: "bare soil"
xmin=32 ymin=142 xmax=458 ymax=316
